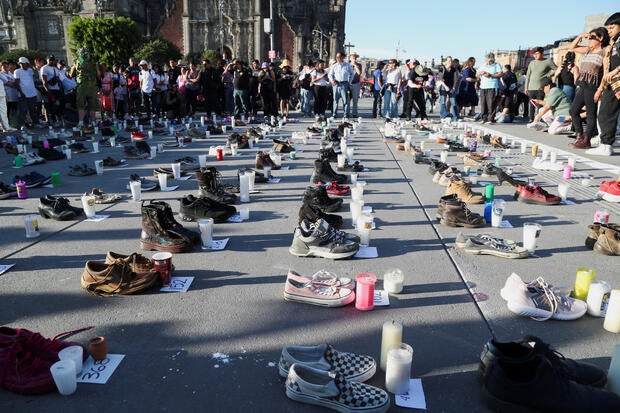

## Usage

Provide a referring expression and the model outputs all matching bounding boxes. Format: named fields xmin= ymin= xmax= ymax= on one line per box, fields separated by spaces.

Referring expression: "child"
xmin=113 ymin=79 xmax=126 ymax=120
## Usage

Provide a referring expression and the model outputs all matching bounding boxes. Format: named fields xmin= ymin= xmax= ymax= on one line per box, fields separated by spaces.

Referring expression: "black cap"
xmin=47 ymin=54 xmax=56 ymax=60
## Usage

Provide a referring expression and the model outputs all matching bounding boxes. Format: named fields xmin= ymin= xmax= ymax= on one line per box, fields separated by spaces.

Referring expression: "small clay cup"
xmin=88 ymin=336 xmax=108 ymax=361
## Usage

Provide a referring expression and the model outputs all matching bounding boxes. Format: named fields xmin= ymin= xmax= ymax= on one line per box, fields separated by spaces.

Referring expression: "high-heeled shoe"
xmin=496 ymin=169 xmax=528 ymax=187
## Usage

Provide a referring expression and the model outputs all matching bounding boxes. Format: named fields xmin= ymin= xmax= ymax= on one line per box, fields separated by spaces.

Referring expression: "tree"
xmin=134 ymin=37 xmax=181 ymax=67
xmin=202 ymin=50 xmax=220 ymax=64
xmin=67 ymin=16 xmax=141 ymax=66
xmin=0 ymin=49 xmax=46 ymax=65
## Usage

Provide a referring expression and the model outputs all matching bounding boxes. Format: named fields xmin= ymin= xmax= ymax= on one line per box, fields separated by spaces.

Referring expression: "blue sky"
xmin=345 ymin=1 xmax=618 ymax=65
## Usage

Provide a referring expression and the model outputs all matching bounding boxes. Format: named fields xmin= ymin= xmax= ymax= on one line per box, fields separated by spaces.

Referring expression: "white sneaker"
xmin=532 ymin=157 xmax=563 ymax=171
xmin=590 ymin=136 xmax=601 ymax=147
xmin=526 ymin=121 xmax=546 ymax=130
xmin=503 ymin=274 xmax=586 ymax=321
xmin=585 ymin=144 xmax=613 ymax=156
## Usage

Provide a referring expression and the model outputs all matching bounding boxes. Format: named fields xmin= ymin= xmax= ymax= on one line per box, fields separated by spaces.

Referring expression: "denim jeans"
xmin=439 ymin=88 xmax=458 ymax=120
xmin=300 ymin=88 xmax=313 ymax=116
xmin=332 ymin=82 xmax=349 ymax=118
xmin=349 ymin=82 xmax=361 ymax=117
xmin=233 ymin=89 xmax=249 ymax=117
xmin=382 ymin=88 xmax=398 ymax=118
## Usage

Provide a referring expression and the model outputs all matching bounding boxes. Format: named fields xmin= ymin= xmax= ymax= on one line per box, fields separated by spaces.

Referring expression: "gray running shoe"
xmin=455 ymin=233 xmax=529 ymax=259
xmin=289 ymin=219 xmax=359 ymax=259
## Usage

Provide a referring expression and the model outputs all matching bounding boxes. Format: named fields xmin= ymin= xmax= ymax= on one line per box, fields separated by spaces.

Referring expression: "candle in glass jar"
xmin=384 ymin=269 xmax=404 ymax=294
xmin=604 ymin=290 xmax=620 ymax=333
xmin=380 ymin=320 xmax=402 ymax=371
xmin=385 ymin=343 xmax=413 ymax=394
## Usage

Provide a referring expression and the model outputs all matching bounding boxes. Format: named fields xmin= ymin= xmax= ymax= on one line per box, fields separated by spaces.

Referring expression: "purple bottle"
xmin=469 ymin=139 xmax=478 ymax=152
xmin=15 ymin=181 xmax=27 ymax=199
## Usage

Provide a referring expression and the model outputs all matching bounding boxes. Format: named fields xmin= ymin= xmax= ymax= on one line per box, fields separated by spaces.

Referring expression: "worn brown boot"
xmin=593 ymin=225 xmax=620 ymax=255
xmin=445 ymin=179 xmax=485 ymax=204
xmin=140 ymin=202 xmax=193 ymax=252
xmin=570 ymin=133 xmax=591 ymax=149
xmin=439 ymin=200 xmax=486 ymax=228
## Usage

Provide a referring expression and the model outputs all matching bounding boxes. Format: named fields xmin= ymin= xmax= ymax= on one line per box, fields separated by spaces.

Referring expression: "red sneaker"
xmin=515 ymin=184 xmax=561 ymax=205
xmin=130 ymin=131 xmax=147 ymax=140
xmin=323 ymin=181 xmax=350 ymax=196
xmin=0 ymin=327 xmax=87 ymax=363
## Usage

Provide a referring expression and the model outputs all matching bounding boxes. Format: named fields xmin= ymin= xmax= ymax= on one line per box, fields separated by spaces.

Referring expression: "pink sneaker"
xmin=284 ymin=270 xmax=355 ymax=307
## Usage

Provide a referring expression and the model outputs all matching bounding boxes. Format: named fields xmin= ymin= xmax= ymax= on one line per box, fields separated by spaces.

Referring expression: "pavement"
xmin=1 ymin=100 xmax=619 ymax=413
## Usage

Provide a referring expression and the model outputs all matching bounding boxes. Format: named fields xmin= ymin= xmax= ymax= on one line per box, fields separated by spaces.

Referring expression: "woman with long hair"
xmin=569 ymin=26 xmax=610 ymax=149
xmin=456 ymin=57 xmax=478 ymax=117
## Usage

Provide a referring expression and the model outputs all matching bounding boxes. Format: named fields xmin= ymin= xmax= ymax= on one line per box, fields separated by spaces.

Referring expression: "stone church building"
xmin=0 ymin=0 xmax=347 ymax=67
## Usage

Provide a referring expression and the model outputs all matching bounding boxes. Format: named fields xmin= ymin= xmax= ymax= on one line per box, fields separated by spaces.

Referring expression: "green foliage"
xmin=202 ymin=50 xmax=220 ymax=64
xmin=67 ymin=16 xmax=141 ymax=66
xmin=184 ymin=52 xmax=202 ymax=65
xmin=134 ymin=37 xmax=181 ymax=67
xmin=0 ymin=49 xmax=46 ymax=64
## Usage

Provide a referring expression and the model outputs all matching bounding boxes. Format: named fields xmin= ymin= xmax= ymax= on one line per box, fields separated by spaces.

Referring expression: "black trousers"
xmin=526 ymin=90 xmax=545 ymax=122
xmin=480 ymin=88 xmax=499 ymax=122
xmin=598 ymin=88 xmax=620 ymax=145
xmin=515 ymin=91 xmax=529 ymax=118
xmin=372 ymin=89 xmax=382 ymax=118
xmin=313 ymin=85 xmax=329 ymax=117
xmin=405 ymin=88 xmax=427 ymax=119
xmin=570 ymin=83 xmax=598 ymax=137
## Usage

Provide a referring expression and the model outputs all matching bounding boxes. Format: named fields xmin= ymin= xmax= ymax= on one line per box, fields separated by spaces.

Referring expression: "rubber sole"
xmin=283 ymin=291 xmax=355 ymax=307
xmin=285 ymin=387 xmax=389 ymax=413
xmin=439 ymin=218 xmax=486 ymax=228
xmin=481 ymin=386 xmax=541 ymax=413
xmin=288 ymin=246 xmax=358 ymax=260
xmin=506 ymin=301 xmax=586 ymax=321
xmin=140 ymin=240 xmax=192 ymax=254
xmin=38 ymin=209 xmax=77 ymax=221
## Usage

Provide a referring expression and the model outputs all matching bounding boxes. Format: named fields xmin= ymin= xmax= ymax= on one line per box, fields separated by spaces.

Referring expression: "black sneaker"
xmin=482 ymin=355 xmax=620 ymax=413
xmin=479 ymin=335 xmax=607 ymax=388
xmin=178 ymin=194 xmax=237 ymax=223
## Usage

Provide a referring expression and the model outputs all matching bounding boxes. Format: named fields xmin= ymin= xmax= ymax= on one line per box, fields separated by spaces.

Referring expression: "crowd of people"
xmin=0 ymin=14 xmax=618 ymax=155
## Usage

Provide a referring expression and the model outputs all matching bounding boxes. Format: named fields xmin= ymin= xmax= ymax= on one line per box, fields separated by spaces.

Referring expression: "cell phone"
xmin=529 ymin=99 xmax=540 ymax=108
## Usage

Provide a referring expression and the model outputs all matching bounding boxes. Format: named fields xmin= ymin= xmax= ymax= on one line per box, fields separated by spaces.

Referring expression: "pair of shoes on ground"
xmin=38 ymin=195 xmax=83 ymax=220
xmin=126 ymin=174 xmax=157 ymax=191
xmin=444 ymin=178 xmax=485 ymax=204
xmin=82 ymin=251 xmax=161 ymax=296
xmin=586 ymin=222 xmax=620 ymax=255
xmin=311 ymin=159 xmax=348 ymax=184
xmin=319 ymin=181 xmax=350 ymax=196
xmin=455 ymin=233 xmax=529 ymax=258
xmin=0 ymin=182 xmax=17 ymax=199
xmin=479 ymin=335 xmax=619 ymax=412
xmin=436 ymin=194 xmax=486 ymax=228
xmin=12 ymin=171 xmax=50 ymax=188
xmin=284 ymin=269 xmax=355 ymax=307
xmin=68 ymin=164 xmax=96 ymax=176
xmin=84 ymin=188 xmax=122 ymax=204
xmin=178 ymin=194 xmax=237 ymax=223
xmin=280 ymin=344 xmax=389 ymax=413
xmin=500 ymin=273 xmax=586 ymax=321
xmin=289 ymin=218 xmax=359 ymax=259
xmin=140 ymin=200 xmax=198 ymax=253
xmin=0 ymin=326 xmax=87 ymax=395
xmin=513 ymin=184 xmax=561 ymax=205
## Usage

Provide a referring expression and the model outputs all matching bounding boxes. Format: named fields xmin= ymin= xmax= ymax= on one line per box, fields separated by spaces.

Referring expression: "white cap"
xmin=139 ymin=60 xmax=148 ymax=66
xmin=18 ymin=57 xmax=29 ymax=64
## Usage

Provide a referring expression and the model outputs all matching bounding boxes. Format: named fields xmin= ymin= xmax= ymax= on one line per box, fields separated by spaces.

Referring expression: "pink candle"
xmin=355 ymin=273 xmax=377 ymax=311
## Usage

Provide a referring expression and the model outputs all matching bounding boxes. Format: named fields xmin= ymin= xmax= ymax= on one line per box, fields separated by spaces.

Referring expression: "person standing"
xmin=437 ymin=56 xmax=459 ymax=121
xmin=568 ymin=27 xmax=609 ymax=149
xmin=348 ymin=52 xmax=362 ymax=117
xmin=41 ymin=55 xmax=62 ymax=125
xmin=184 ymin=62 xmax=201 ymax=116
xmin=553 ymin=52 xmax=578 ymax=102
xmin=249 ymin=60 xmax=261 ymax=117
xmin=151 ymin=64 xmax=167 ymax=119
xmin=276 ymin=59 xmax=294 ymax=119
xmin=138 ymin=60 xmax=154 ymax=118
xmin=328 ymin=52 xmax=354 ymax=118
xmin=258 ymin=62 xmax=276 ymax=117
xmin=126 ymin=57 xmax=141 ymax=117
xmin=525 ymin=47 xmax=557 ymax=122
xmin=372 ymin=61 xmax=384 ymax=118
xmin=232 ymin=60 xmax=250 ymax=119
xmin=586 ymin=13 xmax=620 ymax=156
xmin=168 ymin=59 xmax=181 ymax=89
xmin=200 ymin=59 xmax=218 ymax=118
xmin=382 ymin=59 xmax=402 ymax=119
xmin=476 ymin=53 xmax=503 ymax=124
xmin=14 ymin=57 xmax=40 ymax=128
xmin=297 ymin=61 xmax=314 ymax=117
xmin=403 ymin=59 xmax=427 ymax=120
xmin=311 ymin=59 xmax=330 ymax=121
xmin=456 ymin=57 xmax=478 ymax=117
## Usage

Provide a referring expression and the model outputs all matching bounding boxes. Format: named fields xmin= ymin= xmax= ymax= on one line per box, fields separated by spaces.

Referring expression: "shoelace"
xmin=527 ymin=277 xmax=561 ymax=321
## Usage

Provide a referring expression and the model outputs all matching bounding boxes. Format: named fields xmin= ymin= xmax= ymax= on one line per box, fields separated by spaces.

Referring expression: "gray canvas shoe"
xmin=455 ymin=233 xmax=529 ymax=259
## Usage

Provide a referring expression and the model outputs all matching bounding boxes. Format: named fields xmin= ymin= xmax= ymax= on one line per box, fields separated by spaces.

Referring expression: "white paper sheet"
xmin=160 ymin=276 xmax=194 ymax=293
xmin=77 ymin=354 xmax=125 ymax=384
xmin=85 ymin=215 xmax=110 ymax=222
xmin=395 ymin=378 xmax=427 ymax=409
xmin=354 ymin=246 xmax=378 ymax=258
xmin=0 ymin=264 xmax=15 ymax=276
xmin=373 ymin=290 xmax=390 ymax=306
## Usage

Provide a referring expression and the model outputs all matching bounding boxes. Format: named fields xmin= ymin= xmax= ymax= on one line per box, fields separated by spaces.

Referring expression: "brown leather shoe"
xmin=593 ymin=225 xmax=620 ymax=255
xmin=81 ymin=260 xmax=160 ymax=296
xmin=439 ymin=198 xmax=486 ymax=228
xmin=570 ymin=133 xmax=591 ymax=149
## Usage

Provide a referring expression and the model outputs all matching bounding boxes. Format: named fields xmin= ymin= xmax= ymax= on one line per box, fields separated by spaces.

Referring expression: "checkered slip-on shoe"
xmin=285 ymin=363 xmax=389 ymax=413
xmin=278 ymin=343 xmax=376 ymax=383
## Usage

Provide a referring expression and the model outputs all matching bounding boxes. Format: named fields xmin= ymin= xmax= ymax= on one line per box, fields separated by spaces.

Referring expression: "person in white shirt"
xmin=297 ymin=62 xmax=314 ymax=117
xmin=311 ymin=59 xmax=330 ymax=120
xmin=138 ymin=60 xmax=154 ymax=117
xmin=14 ymin=57 xmax=39 ymax=127
xmin=151 ymin=64 xmax=168 ymax=118
xmin=382 ymin=59 xmax=402 ymax=118
xmin=41 ymin=55 xmax=62 ymax=125
xmin=0 ymin=60 xmax=17 ymax=131
xmin=328 ymin=52 xmax=354 ymax=118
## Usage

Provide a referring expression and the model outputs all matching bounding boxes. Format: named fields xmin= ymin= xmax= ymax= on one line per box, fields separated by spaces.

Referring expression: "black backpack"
xmin=501 ymin=71 xmax=517 ymax=96
xmin=300 ymin=73 xmax=312 ymax=90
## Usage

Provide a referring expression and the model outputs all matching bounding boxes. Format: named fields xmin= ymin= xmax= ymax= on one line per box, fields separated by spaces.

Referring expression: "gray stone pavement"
xmin=0 ymin=99 xmax=619 ymax=412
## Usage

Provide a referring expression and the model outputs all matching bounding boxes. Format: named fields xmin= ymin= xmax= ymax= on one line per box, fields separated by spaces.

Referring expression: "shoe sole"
xmin=283 ymin=291 xmax=356 ymax=307
xmin=458 ymin=246 xmax=528 ymax=259
xmin=481 ymin=385 xmax=540 ymax=413
xmin=140 ymin=240 xmax=192 ymax=253
xmin=38 ymin=209 xmax=77 ymax=220
xmin=288 ymin=246 xmax=358 ymax=260
xmin=285 ymin=386 xmax=389 ymax=413
xmin=517 ymin=198 xmax=561 ymax=206
xmin=439 ymin=218 xmax=485 ymax=228
xmin=506 ymin=301 xmax=586 ymax=320
xmin=278 ymin=359 xmax=377 ymax=382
